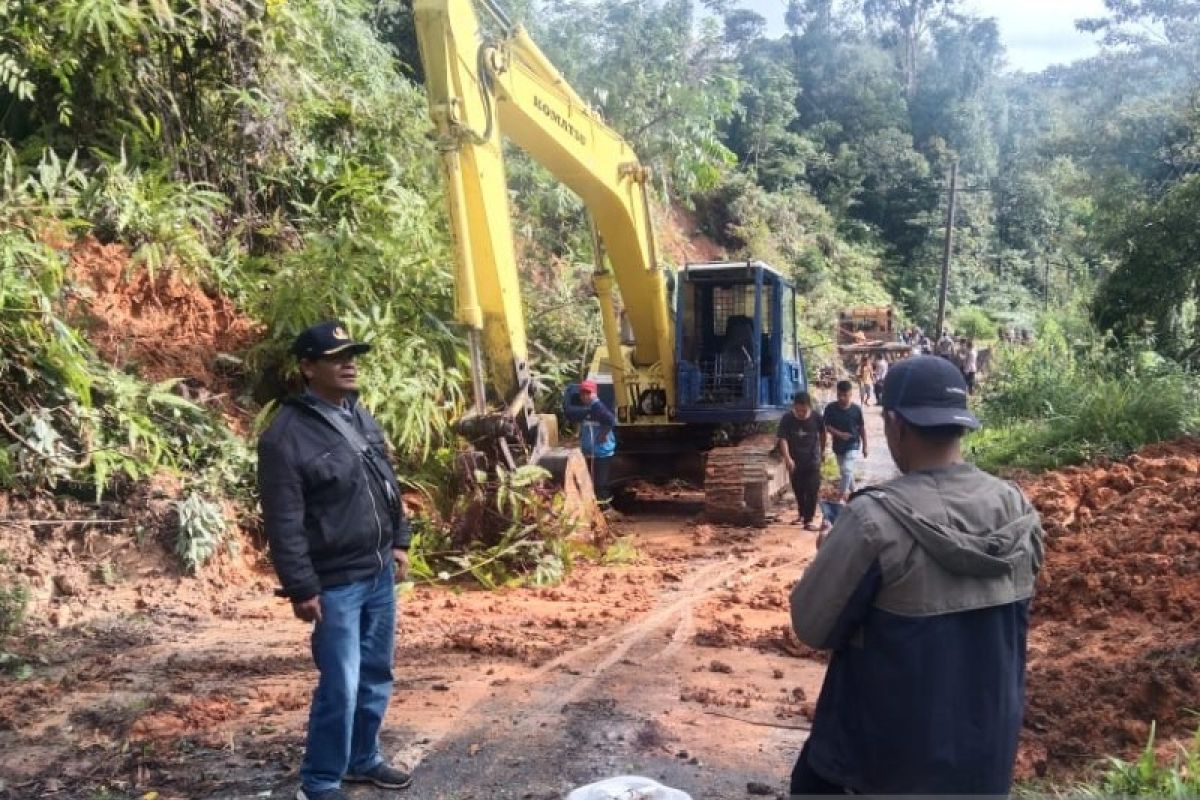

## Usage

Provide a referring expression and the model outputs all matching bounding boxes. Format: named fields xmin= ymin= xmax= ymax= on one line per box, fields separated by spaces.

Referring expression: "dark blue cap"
xmin=290 ymin=320 xmax=371 ymax=359
xmin=882 ymin=355 xmax=980 ymax=430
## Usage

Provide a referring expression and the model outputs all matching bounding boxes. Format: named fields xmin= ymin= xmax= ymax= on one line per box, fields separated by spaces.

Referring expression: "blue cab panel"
xmin=673 ymin=261 xmax=806 ymax=425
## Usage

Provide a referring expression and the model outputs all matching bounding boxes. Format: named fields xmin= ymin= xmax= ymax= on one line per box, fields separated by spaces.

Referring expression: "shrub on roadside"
xmin=1076 ymin=723 xmax=1200 ymax=798
xmin=0 ymin=584 xmax=27 ymax=638
xmin=952 ymin=307 xmax=994 ymax=341
xmin=969 ymin=320 xmax=1200 ymax=472
xmin=0 ymin=554 xmax=28 ymax=638
xmin=175 ymin=493 xmax=229 ymax=574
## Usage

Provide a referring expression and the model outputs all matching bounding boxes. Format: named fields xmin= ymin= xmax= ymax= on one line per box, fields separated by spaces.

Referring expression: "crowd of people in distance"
xmin=889 ymin=326 xmax=988 ymax=397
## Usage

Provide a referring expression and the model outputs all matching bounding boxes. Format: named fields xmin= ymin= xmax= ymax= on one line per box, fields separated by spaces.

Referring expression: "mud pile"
xmin=1019 ymin=437 xmax=1200 ymax=778
xmin=657 ymin=205 xmax=725 ymax=265
xmin=0 ymin=483 xmax=272 ymax=633
xmin=66 ymin=237 xmax=261 ymax=411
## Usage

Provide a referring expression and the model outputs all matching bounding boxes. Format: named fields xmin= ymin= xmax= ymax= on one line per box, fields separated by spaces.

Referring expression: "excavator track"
xmin=703 ymin=434 xmax=790 ymax=526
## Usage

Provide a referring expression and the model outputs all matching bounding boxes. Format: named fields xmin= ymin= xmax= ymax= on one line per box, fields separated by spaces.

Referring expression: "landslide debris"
xmin=1019 ymin=437 xmax=1200 ymax=779
xmin=66 ymin=237 xmax=261 ymax=414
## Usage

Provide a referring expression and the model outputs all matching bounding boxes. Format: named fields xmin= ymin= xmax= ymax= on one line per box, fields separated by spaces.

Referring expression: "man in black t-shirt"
xmin=823 ymin=380 xmax=868 ymax=502
xmin=777 ymin=392 xmax=827 ymax=530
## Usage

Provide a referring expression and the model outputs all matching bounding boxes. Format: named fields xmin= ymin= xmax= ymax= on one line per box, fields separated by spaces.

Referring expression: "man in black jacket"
xmin=258 ymin=321 xmax=413 ymax=800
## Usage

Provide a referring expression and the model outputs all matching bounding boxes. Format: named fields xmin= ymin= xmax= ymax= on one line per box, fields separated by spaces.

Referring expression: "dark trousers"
xmin=588 ymin=454 xmax=612 ymax=502
xmin=789 ymin=463 xmax=820 ymax=523
xmin=966 ymin=371 xmax=977 ymax=394
xmin=790 ymin=741 xmax=850 ymax=795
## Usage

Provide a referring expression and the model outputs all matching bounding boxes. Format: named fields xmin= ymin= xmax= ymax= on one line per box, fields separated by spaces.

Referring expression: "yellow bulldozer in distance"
xmin=834 ymin=306 xmax=911 ymax=376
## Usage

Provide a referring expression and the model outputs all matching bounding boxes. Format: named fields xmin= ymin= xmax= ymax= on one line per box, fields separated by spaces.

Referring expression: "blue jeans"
xmin=300 ymin=563 xmax=395 ymax=793
xmin=835 ymin=448 xmax=860 ymax=496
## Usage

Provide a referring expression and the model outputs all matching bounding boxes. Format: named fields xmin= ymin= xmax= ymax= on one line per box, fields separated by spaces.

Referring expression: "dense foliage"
xmin=0 ymin=0 xmax=1198 ymax=567
xmin=1 ymin=0 xmax=460 ymax=471
xmin=970 ymin=315 xmax=1200 ymax=472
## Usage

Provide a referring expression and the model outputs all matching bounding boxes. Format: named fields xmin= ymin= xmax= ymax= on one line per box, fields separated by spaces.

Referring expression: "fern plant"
xmin=84 ymin=149 xmax=228 ymax=276
xmin=175 ymin=492 xmax=228 ymax=574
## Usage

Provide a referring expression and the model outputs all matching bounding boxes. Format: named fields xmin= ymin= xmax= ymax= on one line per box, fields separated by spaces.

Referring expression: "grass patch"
xmin=969 ymin=318 xmax=1200 ymax=473
xmin=0 ymin=553 xmax=27 ymax=638
xmin=1075 ymin=723 xmax=1200 ymax=797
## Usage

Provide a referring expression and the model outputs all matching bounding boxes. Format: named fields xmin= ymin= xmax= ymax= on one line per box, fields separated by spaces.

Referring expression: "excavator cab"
xmin=674 ymin=261 xmax=806 ymax=423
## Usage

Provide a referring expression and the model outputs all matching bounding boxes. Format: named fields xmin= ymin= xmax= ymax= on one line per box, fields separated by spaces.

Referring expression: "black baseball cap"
xmin=881 ymin=355 xmax=980 ymax=430
xmin=290 ymin=320 xmax=372 ymax=359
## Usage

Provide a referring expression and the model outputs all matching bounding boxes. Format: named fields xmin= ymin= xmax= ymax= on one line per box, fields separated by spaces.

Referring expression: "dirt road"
xmin=7 ymin=412 xmax=1193 ymax=795
xmin=392 ymin=401 xmax=894 ymax=800
xmin=0 ymin=405 xmax=896 ymax=800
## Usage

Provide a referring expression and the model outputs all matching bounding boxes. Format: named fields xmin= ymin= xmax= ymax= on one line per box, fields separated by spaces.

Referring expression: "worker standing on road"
xmin=872 ymin=353 xmax=888 ymax=406
xmin=258 ymin=321 xmax=413 ymax=800
xmin=787 ymin=356 xmax=1043 ymax=796
xmin=937 ymin=330 xmax=955 ymax=359
xmin=823 ymin=380 xmax=867 ymax=502
xmin=856 ymin=355 xmax=874 ymax=406
xmin=565 ymin=379 xmax=617 ymax=503
xmin=776 ymin=392 xmax=827 ymax=531
xmin=964 ymin=339 xmax=979 ymax=394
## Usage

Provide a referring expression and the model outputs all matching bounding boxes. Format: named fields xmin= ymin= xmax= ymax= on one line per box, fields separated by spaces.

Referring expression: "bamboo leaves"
xmin=175 ymin=492 xmax=229 ymax=573
xmin=0 ymin=53 xmax=34 ymax=101
xmin=57 ymin=0 xmax=144 ymax=53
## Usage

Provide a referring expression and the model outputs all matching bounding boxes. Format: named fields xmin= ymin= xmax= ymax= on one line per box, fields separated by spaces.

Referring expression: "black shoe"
xmin=296 ymin=788 xmax=349 ymax=800
xmin=344 ymin=763 xmax=413 ymax=790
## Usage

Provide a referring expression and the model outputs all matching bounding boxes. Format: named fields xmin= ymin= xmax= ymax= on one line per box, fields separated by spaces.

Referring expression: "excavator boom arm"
xmin=414 ymin=0 xmax=675 ymax=415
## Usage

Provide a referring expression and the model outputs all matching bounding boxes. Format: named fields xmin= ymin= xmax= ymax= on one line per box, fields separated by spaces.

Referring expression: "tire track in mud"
xmin=393 ymin=548 xmax=813 ymax=799
xmin=391 ymin=405 xmax=897 ymax=798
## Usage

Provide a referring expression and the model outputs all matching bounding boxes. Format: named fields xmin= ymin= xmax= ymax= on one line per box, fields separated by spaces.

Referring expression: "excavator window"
xmin=674 ymin=278 xmax=772 ymax=406
xmin=712 ymin=285 xmax=755 ymax=335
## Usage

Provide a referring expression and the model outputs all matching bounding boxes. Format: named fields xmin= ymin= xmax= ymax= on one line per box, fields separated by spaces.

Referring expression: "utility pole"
xmin=1044 ymin=257 xmax=1051 ymax=309
xmin=935 ymin=159 xmax=958 ymax=340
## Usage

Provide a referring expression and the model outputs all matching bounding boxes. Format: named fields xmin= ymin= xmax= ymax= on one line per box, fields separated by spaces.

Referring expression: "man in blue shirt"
xmin=822 ymin=380 xmax=868 ymax=502
xmin=564 ymin=378 xmax=617 ymax=503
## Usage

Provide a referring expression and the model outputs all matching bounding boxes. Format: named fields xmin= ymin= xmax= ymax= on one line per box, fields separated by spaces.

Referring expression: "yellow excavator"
xmin=414 ymin=0 xmax=809 ymax=524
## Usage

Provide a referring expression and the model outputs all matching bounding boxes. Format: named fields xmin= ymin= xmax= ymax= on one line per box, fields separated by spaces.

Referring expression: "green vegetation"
xmin=0 ymin=577 xmax=27 ymax=639
xmin=952 ymin=308 xmax=994 ymax=342
xmin=1075 ymin=723 xmax=1200 ymax=798
xmin=970 ymin=318 xmax=1200 ymax=472
xmin=174 ymin=492 xmax=229 ymax=575
xmin=0 ymin=550 xmax=29 ymax=678
xmin=404 ymin=463 xmax=620 ymax=589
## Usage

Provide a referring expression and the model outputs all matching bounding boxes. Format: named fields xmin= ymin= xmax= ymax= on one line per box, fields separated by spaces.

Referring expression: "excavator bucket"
xmin=450 ymin=443 xmax=606 ymax=548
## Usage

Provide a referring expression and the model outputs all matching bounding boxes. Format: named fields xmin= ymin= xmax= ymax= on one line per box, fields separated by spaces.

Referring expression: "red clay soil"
xmin=65 ymin=237 xmax=262 ymax=412
xmin=657 ymin=205 xmax=726 ymax=265
xmin=1017 ymin=437 xmax=1200 ymax=779
xmin=0 ymin=480 xmax=272 ymax=634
